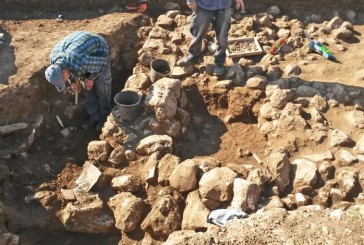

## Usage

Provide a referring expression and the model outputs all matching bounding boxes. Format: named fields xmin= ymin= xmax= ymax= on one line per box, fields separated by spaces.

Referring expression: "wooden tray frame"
xmin=226 ymin=37 xmax=263 ymax=58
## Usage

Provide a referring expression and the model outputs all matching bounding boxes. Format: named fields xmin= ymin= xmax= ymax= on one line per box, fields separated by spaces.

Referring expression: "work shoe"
xmin=213 ymin=64 xmax=225 ymax=76
xmin=81 ymin=118 xmax=98 ymax=130
xmin=176 ymin=57 xmax=198 ymax=67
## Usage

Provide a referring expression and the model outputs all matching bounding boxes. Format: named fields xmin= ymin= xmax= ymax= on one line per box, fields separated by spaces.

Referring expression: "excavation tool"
xmin=75 ymin=77 xmax=84 ymax=105
xmin=68 ymin=77 xmax=84 ymax=105
xmin=56 ymin=115 xmax=64 ymax=128
xmin=270 ymin=38 xmax=286 ymax=55
xmin=304 ymin=31 xmax=338 ymax=62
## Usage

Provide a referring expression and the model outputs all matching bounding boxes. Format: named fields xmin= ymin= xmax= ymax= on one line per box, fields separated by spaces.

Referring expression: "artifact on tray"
xmin=227 ymin=37 xmax=263 ymax=58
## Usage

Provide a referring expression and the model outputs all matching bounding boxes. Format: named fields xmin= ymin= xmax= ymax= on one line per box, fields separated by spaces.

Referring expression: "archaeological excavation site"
xmin=1 ymin=0 xmax=364 ymax=244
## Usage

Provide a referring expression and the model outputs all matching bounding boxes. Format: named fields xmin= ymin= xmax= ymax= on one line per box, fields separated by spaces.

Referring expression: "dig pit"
xmin=1 ymin=1 xmax=364 ymax=245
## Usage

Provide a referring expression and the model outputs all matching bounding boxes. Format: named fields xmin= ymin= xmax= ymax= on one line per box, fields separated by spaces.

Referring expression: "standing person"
xmin=45 ymin=31 xmax=112 ymax=131
xmin=177 ymin=0 xmax=245 ymax=75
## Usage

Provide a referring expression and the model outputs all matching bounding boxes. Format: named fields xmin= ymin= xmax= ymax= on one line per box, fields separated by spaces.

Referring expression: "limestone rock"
xmin=144 ymin=78 xmax=181 ymax=122
xmin=100 ymin=116 xmax=128 ymax=149
xmin=156 ymin=15 xmax=175 ymax=29
xmin=169 ymin=159 xmax=197 ymax=192
xmin=136 ymin=134 xmax=173 ymax=156
xmin=354 ymin=134 xmax=364 ymax=154
xmin=347 ymin=110 xmax=364 ymax=129
xmin=332 ymin=27 xmax=353 ymax=40
xmin=158 ymin=154 xmax=181 ymax=186
xmin=111 ymin=174 xmax=141 ymax=192
xmin=309 ymin=94 xmax=328 ymax=112
xmin=142 ymin=152 xmax=160 ymax=183
xmin=87 ymin=140 xmax=112 ymax=162
xmin=141 ymin=195 xmax=182 ymax=239
xmin=247 ymin=169 xmax=271 ymax=188
xmin=278 ymin=103 xmax=307 ymax=131
xmin=266 ymin=152 xmax=291 ymax=192
xmin=199 ymin=167 xmax=236 ymax=209
xmin=125 ymin=73 xmax=152 ymax=91
xmin=149 ymin=117 xmax=181 ymax=138
xmin=138 ymin=51 xmax=154 ymax=67
xmin=330 ymin=130 xmax=353 ymax=147
xmin=284 ymin=64 xmax=301 ymax=76
xmin=109 ymin=192 xmax=144 ymax=232
xmin=269 ymin=88 xmax=294 ymax=109
xmin=304 ymin=150 xmax=334 ymax=163
xmin=327 ymin=16 xmax=343 ymax=29
xmin=318 ymin=161 xmax=335 ymax=181
xmin=337 ymin=149 xmax=357 ymax=166
xmin=108 ymin=145 xmax=126 ymax=166
xmin=231 ymin=178 xmax=261 ymax=213
xmin=259 ymin=103 xmax=281 ymax=120
xmin=60 ymin=192 xmax=114 ymax=233
xmin=182 ymin=190 xmax=209 ymax=230
xmin=246 ymin=75 xmax=268 ymax=90
xmin=292 ymin=159 xmax=318 ymax=192
xmin=335 ymin=168 xmax=359 ymax=196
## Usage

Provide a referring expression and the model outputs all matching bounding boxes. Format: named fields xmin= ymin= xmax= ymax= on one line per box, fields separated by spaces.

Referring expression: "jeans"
xmin=84 ymin=60 xmax=112 ymax=124
xmin=188 ymin=6 xmax=231 ymax=65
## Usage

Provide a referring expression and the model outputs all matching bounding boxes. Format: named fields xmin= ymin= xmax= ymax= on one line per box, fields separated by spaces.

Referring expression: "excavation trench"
xmin=0 ymin=10 xmax=263 ymax=244
xmin=0 ymin=13 xmax=148 ymax=245
xmin=1 ymin=1 xmax=364 ymax=245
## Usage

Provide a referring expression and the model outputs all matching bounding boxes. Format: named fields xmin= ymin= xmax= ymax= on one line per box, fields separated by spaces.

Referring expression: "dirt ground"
xmin=1 ymin=1 xmax=364 ymax=245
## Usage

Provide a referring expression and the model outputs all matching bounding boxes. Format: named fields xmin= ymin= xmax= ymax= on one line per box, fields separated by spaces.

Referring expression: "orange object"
xmin=126 ymin=2 xmax=147 ymax=13
xmin=270 ymin=38 xmax=286 ymax=55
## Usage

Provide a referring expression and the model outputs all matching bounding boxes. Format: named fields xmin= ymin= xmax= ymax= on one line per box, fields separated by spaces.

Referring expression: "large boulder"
xmin=182 ymin=190 xmax=209 ymax=230
xmin=199 ymin=167 xmax=237 ymax=209
xmin=141 ymin=195 xmax=182 ymax=239
xmin=169 ymin=159 xmax=198 ymax=192
xmin=158 ymin=154 xmax=181 ymax=186
xmin=144 ymin=78 xmax=181 ymax=122
xmin=266 ymin=152 xmax=291 ymax=193
xmin=291 ymin=159 xmax=318 ymax=192
xmin=60 ymin=192 xmax=114 ymax=233
xmin=108 ymin=192 xmax=144 ymax=232
xmin=136 ymin=134 xmax=173 ymax=155
xmin=231 ymin=178 xmax=261 ymax=213
xmin=87 ymin=140 xmax=112 ymax=162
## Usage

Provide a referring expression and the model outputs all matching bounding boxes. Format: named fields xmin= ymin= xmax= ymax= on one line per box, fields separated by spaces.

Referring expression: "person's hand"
xmin=84 ymin=79 xmax=94 ymax=90
xmin=235 ymin=0 xmax=245 ymax=12
xmin=187 ymin=1 xmax=197 ymax=12
xmin=70 ymin=82 xmax=81 ymax=93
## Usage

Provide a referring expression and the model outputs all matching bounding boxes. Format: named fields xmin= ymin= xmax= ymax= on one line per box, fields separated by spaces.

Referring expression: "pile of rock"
xmin=32 ymin=5 xmax=364 ymax=244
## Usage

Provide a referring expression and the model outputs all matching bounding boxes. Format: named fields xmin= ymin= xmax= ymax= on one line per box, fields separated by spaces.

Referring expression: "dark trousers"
xmin=84 ymin=61 xmax=112 ymax=124
xmin=188 ymin=6 xmax=231 ymax=65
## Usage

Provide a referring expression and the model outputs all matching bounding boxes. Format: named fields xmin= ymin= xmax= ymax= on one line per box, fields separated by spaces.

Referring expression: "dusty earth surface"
xmin=1 ymin=0 xmax=364 ymax=245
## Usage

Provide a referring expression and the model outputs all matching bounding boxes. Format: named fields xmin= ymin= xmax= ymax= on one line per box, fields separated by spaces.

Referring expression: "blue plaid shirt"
xmin=50 ymin=31 xmax=109 ymax=81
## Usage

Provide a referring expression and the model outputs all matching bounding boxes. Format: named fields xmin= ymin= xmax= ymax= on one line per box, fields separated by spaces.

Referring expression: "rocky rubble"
xmin=6 ymin=4 xmax=364 ymax=244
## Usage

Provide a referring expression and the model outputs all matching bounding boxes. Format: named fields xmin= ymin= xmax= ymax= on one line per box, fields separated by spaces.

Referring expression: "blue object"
xmin=308 ymin=40 xmax=337 ymax=61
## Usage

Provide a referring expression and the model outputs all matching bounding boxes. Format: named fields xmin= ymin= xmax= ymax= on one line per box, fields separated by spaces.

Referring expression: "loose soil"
xmin=1 ymin=1 xmax=364 ymax=245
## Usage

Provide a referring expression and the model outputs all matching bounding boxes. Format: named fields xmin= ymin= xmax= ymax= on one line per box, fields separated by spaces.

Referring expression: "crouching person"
xmin=45 ymin=31 xmax=112 ymax=131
